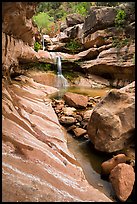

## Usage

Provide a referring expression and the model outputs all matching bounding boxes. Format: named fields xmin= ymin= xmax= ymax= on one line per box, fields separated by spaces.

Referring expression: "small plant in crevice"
xmin=65 ymin=39 xmax=81 ymax=54
xmin=34 ymin=42 xmax=42 ymax=52
xmin=115 ymin=9 xmax=126 ymax=29
xmin=112 ymin=36 xmax=129 ymax=49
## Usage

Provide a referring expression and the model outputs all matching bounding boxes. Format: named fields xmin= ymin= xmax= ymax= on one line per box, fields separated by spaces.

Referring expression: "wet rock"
xmin=101 ymin=154 xmax=127 ymax=175
xmin=59 ymin=116 xmax=76 ymax=124
xmin=67 ymin=125 xmax=77 ymax=132
xmin=72 ymin=127 xmax=87 ymax=137
xmin=109 ymin=163 xmax=135 ymax=202
xmin=63 ymin=92 xmax=88 ymax=109
xmin=87 ymin=82 xmax=135 ymax=152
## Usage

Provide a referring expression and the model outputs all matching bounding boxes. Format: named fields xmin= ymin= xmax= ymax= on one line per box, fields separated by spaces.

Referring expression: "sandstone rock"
xmin=73 ymin=127 xmax=87 ymax=137
xmin=101 ymin=154 xmax=127 ymax=175
xmin=66 ymin=13 xmax=84 ymax=27
xmin=56 ymin=32 xmax=69 ymax=43
xmin=60 ymin=21 xmax=68 ymax=32
xmin=64 ymin=24 xmax=84 ymax=40
xmin=82 ymin=29 xmax=111 ymax=49
xmin=78 ymin=44 xmax=135 ymax=82
xmin=59 ymin=116 xmax=76 ymax=124
xmin=3 ymin=78 xmax=112 ymax=202
xmin=83 ymin=6 xmax=117 ymax=37
xmin=2 ymin=2 xmax=38 ymax=46
xmin=83 ymin=110 xmax=93 ymax=121
xmin=109 ymin=163 xmax=135 ymax=201
xmin=87 ymin=82 xmax=135 ymax=152
xmin=63 ymin=92 xmax=88 ymax=108
xmin=62 ymin=107 xmax=76 ymax=116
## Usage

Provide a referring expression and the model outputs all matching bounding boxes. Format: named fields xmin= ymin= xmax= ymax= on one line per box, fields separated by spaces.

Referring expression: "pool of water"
xmin=50 ymin=85 xmax=111 ymax=99
xmin=66 ymin=134 xmax=116 ymax=201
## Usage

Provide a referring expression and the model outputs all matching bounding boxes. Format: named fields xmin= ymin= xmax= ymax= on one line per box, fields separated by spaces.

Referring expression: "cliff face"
xmin=2 ymin=2 xmax=38 ymax=79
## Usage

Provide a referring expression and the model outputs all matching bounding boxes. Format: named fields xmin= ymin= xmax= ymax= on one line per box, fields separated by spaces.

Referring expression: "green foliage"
xmin=112 ymin=36 xmax=129 ymax=49
xmin=71 ymin=2 xmax=91 ymax=16
xmin=26 ymin=62 xmax=54 ymax=72
xmin=34 ymin=42 xmax=42 ymax=52
xmin=115 ymin=9 xmax=126 ymax=28
xmin=65 ymin=39 xmax=81 ymax=54
xmin=63 ymin=70 xmax=79 ymax=81
xmin=33 ymin=12 xmax=54 ymax=33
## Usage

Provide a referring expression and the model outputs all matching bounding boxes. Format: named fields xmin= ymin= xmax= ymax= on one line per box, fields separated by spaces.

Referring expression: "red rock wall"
xmin=2 ymin=2 xmax=38 ymax=79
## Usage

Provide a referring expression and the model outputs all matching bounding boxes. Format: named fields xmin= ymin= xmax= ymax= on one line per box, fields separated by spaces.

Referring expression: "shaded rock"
xmin=73 ymin=75 xmax=109 ymax=88
xmin=83 ymin=6 xmax=117 ymax=37
xmin=2 ymin=2 xmax=38 ymax=46
xmin=83 ymin=110 xmax=93 ymax=121
xmin=87 ymin=82 xmax=135 ymax=152
xmin=66 ymin=13 xmax=84 ymax=27
xmin=59 ymin=116 xmax=76 ymax=124
xmin=72 ymin=127 xmax=87 ymax=137
xmin=63 ymin=92 xmax=88 ymax=108
xmin=82 ymin=29 xmax=111 ymax=49
xmin=101 ymin=154 xmax=127 ymax=175
xmin=67 ymin=125 xmax=76 ymax=132
xmin=60 ymin=21 xmax=68 ymax=32
xmin=109 ymin=163 xmax=135 ymax=201
xmin=64 ymin=24 xmax=84 ymax=41
xmin=78 ymin=44 xmax=135 ymax=82
xmin=56 ymin=32 xmax=69 ymax=43
xmin=75 ymin=114 xmax=83 ymax=122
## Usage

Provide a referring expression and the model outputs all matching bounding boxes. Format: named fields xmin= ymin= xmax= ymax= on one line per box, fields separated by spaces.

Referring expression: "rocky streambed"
xmin=2 ymin=74 xmax=114 ymax=202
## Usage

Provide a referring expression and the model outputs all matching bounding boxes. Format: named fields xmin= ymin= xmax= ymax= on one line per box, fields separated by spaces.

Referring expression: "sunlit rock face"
xmin=2 ymin=76 xmax=112 ymax=202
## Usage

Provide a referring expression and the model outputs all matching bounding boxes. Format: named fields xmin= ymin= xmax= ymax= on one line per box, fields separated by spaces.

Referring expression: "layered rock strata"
xmin=2 ymin=77 xmax=112 ymax=202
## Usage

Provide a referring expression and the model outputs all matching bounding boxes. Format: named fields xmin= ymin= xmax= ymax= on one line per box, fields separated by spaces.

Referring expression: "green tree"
xmin=33 ymin=12 xmax=54 ymax=33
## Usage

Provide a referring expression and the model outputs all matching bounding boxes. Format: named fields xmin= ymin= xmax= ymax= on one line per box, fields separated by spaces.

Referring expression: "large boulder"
xmin=66 ymin=13 xmax=84 ymax=27
xmin=101 ymin=154 xmax=127 ymax=175
xmin=87 ymin=82 xmax=135 ymax=152
xmin=63 ymin=92 xmax=88 ymax=109
xmin=83 ymin=6 xmax=117 ymax=37
xmin=109 ymin=163 xmax=135 ymax=201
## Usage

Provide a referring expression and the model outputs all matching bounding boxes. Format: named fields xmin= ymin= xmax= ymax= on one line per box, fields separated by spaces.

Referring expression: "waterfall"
xmin=56 ymin=56 xmax=68 ymax=90
xmin=42 ymin=35 xmax=45 ymax=51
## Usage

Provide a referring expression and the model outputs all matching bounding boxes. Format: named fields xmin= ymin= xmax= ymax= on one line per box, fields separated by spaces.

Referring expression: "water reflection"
xmin=67 ymin=135 xmax=116 ymax=201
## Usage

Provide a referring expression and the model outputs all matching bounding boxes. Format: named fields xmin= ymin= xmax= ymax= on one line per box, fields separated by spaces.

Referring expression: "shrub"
xmin=115 ymin=9 xmax=126 ymax=28
xmin=34 ymin=42 xmax=42 ymax=52
xmin=65 ymin=39 xmax=81 ymax=54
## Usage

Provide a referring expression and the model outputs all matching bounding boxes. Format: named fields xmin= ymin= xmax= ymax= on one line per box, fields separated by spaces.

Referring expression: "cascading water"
xmin=56 ymin=56 xmax=68 ymax=89
xmin=55 ymin=56 xmax=69 ymax=98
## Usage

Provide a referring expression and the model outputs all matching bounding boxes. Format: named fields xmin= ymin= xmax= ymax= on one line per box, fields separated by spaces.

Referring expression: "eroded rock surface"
xmin=109 ymin=163 xmax=135 ymax=202
xmin=2 ymin=77 xmax=112 ymax=202
xmin=87 ymin=81 xmax=135 ymax=152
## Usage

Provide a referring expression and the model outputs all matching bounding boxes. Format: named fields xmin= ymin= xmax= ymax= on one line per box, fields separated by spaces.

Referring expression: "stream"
xmin=55 ymin=86 xmax=117 ymax=201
